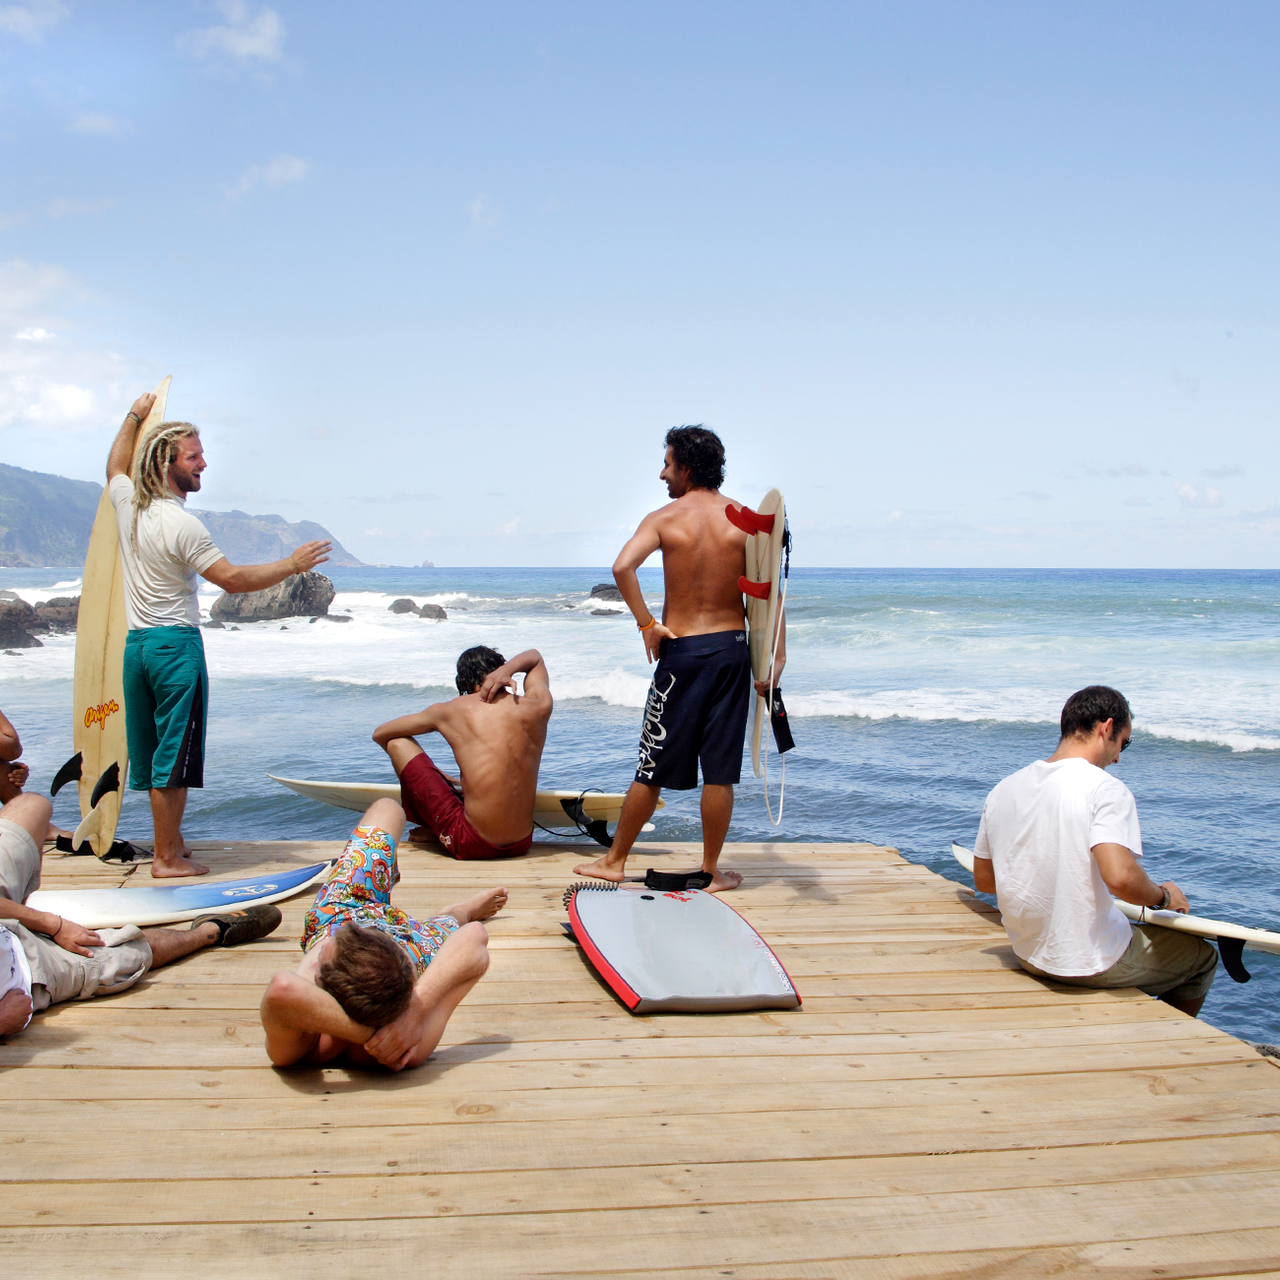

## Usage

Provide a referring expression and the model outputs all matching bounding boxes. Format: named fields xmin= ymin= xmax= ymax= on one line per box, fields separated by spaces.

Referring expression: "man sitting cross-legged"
xmin=372 ymin=647 xmax=552 ymax=860
xmin=0 ymin=790 xmax=280 ymax=1039
xmin=260 ymin=798 xmax=506 ymax=1071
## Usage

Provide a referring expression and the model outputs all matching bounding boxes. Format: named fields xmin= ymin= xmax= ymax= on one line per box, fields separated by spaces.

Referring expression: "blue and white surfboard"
xmin=27 ymin=862 xmax=330 ymax=930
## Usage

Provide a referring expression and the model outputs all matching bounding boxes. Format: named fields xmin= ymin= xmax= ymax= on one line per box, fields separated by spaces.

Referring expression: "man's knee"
xmin=0 ymin=791 xmax=52 ymax=842
xmin=453 ymin=921 xmax=490 ymax=974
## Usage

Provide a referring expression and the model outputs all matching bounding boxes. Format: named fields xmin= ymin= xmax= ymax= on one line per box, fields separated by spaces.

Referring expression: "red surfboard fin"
xmin=725 ymin=503 xmax=775 ymax=535
xmin=739 ymin=576 xmax=771 ymax=600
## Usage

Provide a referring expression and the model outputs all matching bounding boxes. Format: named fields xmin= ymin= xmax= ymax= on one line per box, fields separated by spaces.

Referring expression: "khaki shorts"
xmin=1020 ymin=924 xmax=1217 ymax=1004
xmin=0 ymin=816 xmax=153 ymax=1011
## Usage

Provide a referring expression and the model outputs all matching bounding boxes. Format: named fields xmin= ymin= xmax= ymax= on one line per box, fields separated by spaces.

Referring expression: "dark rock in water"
xmin=34 ymin=596 xmax=79 ymax=631
xmin=0 ymin=590 xmax=19 ymax=600
xmin=211 ymin=571 xmax=336 ymax=622
xmin=388 ymin=598 xmax=419 ymax=615
xmin=418 ymin=603 xmax=448 ymax=621
xmin=0 ymin=617 xmax=41 ymax=649
xmin=0 ymin=598 xmax=41 ymax=633
xmin=309 ymin=614 xmax=351 ymax=623
xmin=421 ymin=559 xmax=435 ymax=568
xmin=591 ymin=608 xmax=623 ymax=617
xmin=229 ymin=626 xmax=240 ymax=631
xmin=590 ymin=583 xmax=624 ymax=602
xmin=202 ymin=619 xmax=225 ymax=630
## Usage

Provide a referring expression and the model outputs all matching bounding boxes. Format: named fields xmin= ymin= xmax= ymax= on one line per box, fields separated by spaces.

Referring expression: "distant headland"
xmin=0 ymin=462 xmax=364 ymax=569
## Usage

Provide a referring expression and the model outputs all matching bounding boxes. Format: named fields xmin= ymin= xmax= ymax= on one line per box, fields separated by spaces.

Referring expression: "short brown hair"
xmin=315 ymin=924 xmax=415 ymax=1029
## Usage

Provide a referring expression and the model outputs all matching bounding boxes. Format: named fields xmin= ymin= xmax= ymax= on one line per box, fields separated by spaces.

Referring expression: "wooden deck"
xmin=3 ymin=837 xmax=1280 ymax=1278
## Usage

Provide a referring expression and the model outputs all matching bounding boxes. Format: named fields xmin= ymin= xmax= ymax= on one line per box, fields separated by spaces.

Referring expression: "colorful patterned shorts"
xmin=301 ymin=825 xmax=460 ymax=976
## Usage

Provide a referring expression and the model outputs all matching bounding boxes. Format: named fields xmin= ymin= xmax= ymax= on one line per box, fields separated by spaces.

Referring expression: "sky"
xmin=1 ymin=1 xmax=1277 ymax=568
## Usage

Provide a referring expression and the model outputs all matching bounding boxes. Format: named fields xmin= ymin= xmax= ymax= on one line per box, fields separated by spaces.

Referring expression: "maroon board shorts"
xmin=399 ymin=751 xmax=534 ymax=861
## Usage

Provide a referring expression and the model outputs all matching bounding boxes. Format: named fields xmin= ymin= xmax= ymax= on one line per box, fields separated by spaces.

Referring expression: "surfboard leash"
xmin=562 ymin=881 xmax=620 ymax=911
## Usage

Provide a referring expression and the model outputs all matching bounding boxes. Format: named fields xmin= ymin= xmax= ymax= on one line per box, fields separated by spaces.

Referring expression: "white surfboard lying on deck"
xmin=27 ymin=862 xmax=330 ymax=929
xmin=268 ymin=775 xmax=660 ymax=831
xmin=565 ymin=883 xmax=801 ymax=1014
xmin=951 ymin=843 xmax=1280 ymax=957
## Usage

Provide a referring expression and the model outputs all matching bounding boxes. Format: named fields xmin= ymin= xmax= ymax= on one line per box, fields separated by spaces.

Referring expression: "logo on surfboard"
xmin=221 ymin=883 xmax=279 ymax=898
xmin=83 ymin=700 xmax=121 ymax=729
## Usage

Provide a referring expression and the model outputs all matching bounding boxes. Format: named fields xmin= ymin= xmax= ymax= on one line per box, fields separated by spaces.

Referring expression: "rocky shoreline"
xmin=0 ymin=591 xmax=79 ymax=651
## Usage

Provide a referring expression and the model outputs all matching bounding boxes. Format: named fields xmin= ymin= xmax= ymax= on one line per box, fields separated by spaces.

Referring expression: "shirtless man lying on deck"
xmin=260 ymin=798 xmax=505 ymax=1070
xmin=574 ymin=426 xmax=785 ymax=893
xmin=372 ymin=647 xmax=552 ymax=860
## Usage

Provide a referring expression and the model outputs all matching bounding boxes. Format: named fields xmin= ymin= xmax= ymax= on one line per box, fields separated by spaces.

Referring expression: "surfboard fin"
xmin=50 ymin=752 xmax=83 ymax=797
xmin=725 ymin=503 xmax=775 ymax=535
xmin=560 ymin=797 xmax=612 ymax=848
xmin=1216 ymin=936 xmax=1251 ymax=983
xmin=71 ymin=804 xmax=102 ymax=851
xmin=89 ymin=761 xmax=120 ymax=809
xmin=739 ymin=576 xmax=771 ymax=600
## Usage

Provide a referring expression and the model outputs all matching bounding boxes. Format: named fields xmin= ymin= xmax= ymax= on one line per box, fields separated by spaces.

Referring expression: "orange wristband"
xmin=638 ymin=617 xmax=657 ymax=632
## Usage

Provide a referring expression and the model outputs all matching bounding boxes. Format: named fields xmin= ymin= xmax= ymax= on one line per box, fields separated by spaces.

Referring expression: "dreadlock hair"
xmin=129 ymin=421 xmax=200 ymax=547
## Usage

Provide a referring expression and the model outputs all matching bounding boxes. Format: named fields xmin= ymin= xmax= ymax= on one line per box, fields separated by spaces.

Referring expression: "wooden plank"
xmin=5 ymin=1135 xmax=1280 ymax=1229
xmin=3 ymin=1187 xmax=1280 ymax=1278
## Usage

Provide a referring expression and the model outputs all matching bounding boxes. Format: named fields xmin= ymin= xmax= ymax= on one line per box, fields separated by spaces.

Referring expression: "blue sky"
xmin=1 ymin=1 xmax=1277 ymax=567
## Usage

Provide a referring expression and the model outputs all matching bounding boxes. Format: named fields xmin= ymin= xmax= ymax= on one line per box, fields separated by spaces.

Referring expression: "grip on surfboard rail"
xmin=725 ymin=503 xmax=775 ymax=535
xmin=739 ymin=576 xmax=771 ymax=600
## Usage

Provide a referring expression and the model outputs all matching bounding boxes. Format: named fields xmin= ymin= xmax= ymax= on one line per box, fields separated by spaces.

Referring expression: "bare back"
xmin=431 ymin=691 xmax=549 ymax=844
xmin=649 ymin=489 xmax=749 ymax=637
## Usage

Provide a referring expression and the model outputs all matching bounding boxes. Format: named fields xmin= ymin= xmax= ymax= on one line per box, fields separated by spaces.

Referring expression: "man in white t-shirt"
xmin=105 ymin=392 xmax=331 ymax=878
xmin=973 ymin=685 xmax=1217 ymax=1017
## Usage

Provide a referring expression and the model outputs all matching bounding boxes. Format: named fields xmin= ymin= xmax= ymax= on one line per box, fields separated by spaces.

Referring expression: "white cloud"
xmin=887 ymin=510 xmax=902 ymax=523
xmin=1175 ymin=483 xmax=1224 ymax=509
xmin=467 ymin=193 xmax=503 ymax=233
xmin=68 ymin=112 xmax=123 ymax=136
xmin=0 ymin=259 xmax=137 ymax=433
xmin=0 ymin=0 xmax=67 ymax=42
xmin=226 ymin=154 xmax=310 ymax=200
xmin=496 ymin=517 xmax=519 ymax=535
xmin=178 ymin=1 xmax=284 ymax=64
xmin=363 ymin=526 xmax=384 ymax=538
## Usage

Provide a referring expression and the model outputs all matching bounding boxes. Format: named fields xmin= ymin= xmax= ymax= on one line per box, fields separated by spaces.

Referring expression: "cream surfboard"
xmin=728 ymin=489 xmax=787 ymax=777
xmin=267 ymin=775 xmax=661 ymax=846
xmin=70 ymin=376 xmax=171 ymax=856
xmin=951 ymin=842 xmax=1280 ymax=982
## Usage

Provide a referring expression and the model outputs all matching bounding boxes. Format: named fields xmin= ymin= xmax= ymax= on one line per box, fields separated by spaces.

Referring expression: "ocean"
xmin=2 ymin=564 xmax=1277 ymax=1046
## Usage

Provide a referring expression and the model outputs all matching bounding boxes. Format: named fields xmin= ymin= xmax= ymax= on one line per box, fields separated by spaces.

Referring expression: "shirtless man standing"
xmin=575 ymin=425 xmax=785 ymax=892
xmin=372 ymin=648 xmax=552 ymax=859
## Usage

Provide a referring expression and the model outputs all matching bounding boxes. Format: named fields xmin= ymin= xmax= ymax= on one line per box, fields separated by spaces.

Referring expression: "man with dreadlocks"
xmin=106 ymin=391 xmax=331 ymax=877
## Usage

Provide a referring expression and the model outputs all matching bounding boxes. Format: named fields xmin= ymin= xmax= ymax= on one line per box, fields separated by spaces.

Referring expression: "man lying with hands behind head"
xmin=260 ymin=798 xmax=505 ymax=1069
xmin=973 ymin=685 xmax=1216 ymax=1017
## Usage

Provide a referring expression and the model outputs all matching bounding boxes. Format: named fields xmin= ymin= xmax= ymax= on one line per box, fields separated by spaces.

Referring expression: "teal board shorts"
xmin=123 ymin=626 xmax=209 ymax=791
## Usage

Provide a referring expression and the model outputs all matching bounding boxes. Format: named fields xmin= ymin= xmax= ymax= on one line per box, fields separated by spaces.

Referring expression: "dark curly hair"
xmin=665 ymin=425 xmax=725 ymax=491
xmin=456 ymin=645 xmax=506 ymax=695
xmin=1060 ymin=685 xmax=1132 ymax=740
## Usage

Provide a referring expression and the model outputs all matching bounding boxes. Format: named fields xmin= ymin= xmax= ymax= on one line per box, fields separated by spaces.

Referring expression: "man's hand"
xmin=641 ymin=621 xmax=675 ymax=663
xmin=0 ymin=987 xmax=32 ymax=1037
xmin=7 ymin=762 xmax=29 ymax=789
xmin=128 ymin=391 xmax=156 ymax=425
xmin=477 ymin=666 xmax=515 ymax=703
xmin=51 ymin=918 xmax=104 ymax=957
xmin=1158 ymin=882 xmax=1190 ymax=913
xmin=289 ymin=540 xmax=331 ymax=574
xmin=364 ymin=993 xmax=429 ymax=1071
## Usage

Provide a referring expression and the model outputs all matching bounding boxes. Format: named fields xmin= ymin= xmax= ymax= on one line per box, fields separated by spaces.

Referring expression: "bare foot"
xmin=705 ymin=868 xmax=743 ymax=893
xmin=151 ymin=854 xmax=210 ymax=879
xmin=443 ymin=886 xmax=508 ymax=923
xmin=406 ymin=825 xmax=434 ymax=844
xmin=572 ymin=854 xmax=627 ymax=883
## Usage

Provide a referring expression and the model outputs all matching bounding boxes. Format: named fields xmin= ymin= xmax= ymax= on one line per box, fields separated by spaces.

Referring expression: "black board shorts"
xmin=635 ymin=630 xmax=752 ymax=790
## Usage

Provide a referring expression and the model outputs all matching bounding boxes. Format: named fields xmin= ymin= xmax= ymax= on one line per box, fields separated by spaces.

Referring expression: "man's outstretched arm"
xmin=202 ymin=541 xmax=331 ymax=596
xmin=260 ymin=971 xmax=372 ymax=1066
xmin=1092 ymin=842 xmax=1189 ymax=913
